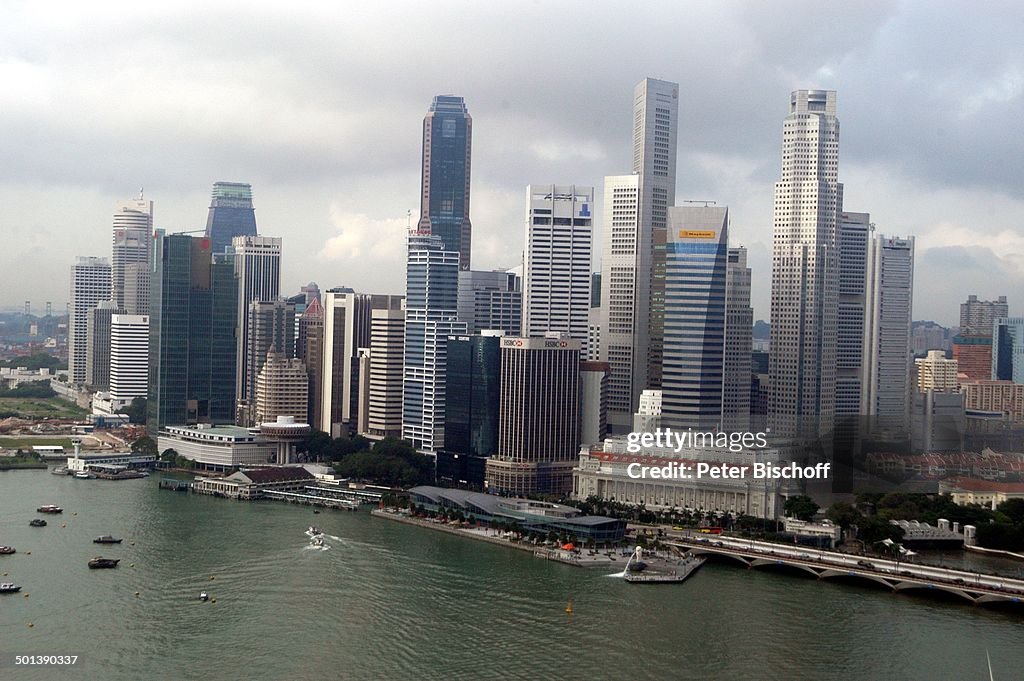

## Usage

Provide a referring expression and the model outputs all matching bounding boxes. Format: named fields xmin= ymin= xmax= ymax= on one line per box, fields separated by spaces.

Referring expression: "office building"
xmin=457 ymin=269 xmax=521 ymax=336
xmin=403 ymin=233 xmax=467 ymax=452
xmin=69 ymin=256 xmax=112 ymax=385
xmin=242 ymin=300 xmax=296 ymax=423
xmin=835 ymin=212 xmax=870 ymax=418
xmin=109 ymin=313 xmax=149 ymax=405
xmin=443 ymin=333 xmax=501 ymax=457
xmin=994 ymin=318 xmax=1024 ymax=383
xmin=206 ymin=182 xmax=259 ymax=255
xmin=147 ymin=233 xmax=237 ymax=433
xmin=911 ymin=390 xmax=964 ymax=452
xmin=232 ymin=235 xmax=282 ymax=407
xmin=522 ymin=184 xmax=594 ymax=349
xmin=916 ymin=350 xmax=960 ymax=392
xmin=111 ymin=194 xmax=153 ymax=312
xmin=485 ymin=336 xmax=580 ymax=496
xmin=301 ymin=281 xmax=321 ymax=304
xmin=769 ymin=90 xmax=842 ymax=439
xmin=724 ymin=246 xmax=753 ymax=432
xmin=587 ymin=308 xmax=601 ymax=362
xmin=861 ymin=234 xmax=915 ymax=435
xmin=85 ymin=300 xmax=122 ymax=390
xmin=254 ymin=351 xmax=308 ymax=425
xmin=960 ymin=295 xmax=1008 ymax=335
xmin=297 ymin=296 xmax=324 ymax=429
xmin=364 ymin=305 xmax=406 ymax=439
xmin=417 ymin=95 xmax=473 ymax=270
xmin=953 ymin=335 xmax=993 ymax=381
xmin=661 ymin=205 xmax=728 ymax=430
xmin=580 ymin=361 xmax=610 ymax=447
xmin=598 ymin=78 xmax=679 ymax=432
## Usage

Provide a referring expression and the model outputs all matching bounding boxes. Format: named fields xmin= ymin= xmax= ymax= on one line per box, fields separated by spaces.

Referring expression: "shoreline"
xmin=965 ymin=544 xmax=1024 ymax=562
xmin=371 ymin=509 xmax=625 ymax=568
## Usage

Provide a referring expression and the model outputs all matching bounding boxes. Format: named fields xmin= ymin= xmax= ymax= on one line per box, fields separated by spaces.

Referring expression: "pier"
xmin=261 ymin=488 xmax=360 ymax=510
xmin=671 ymin=536 xmax=1024 ymax=607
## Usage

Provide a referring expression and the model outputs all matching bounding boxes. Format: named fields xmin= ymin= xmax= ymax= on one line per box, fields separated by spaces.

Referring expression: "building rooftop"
xmin=231 ymin=467 xmax=315 ymax=485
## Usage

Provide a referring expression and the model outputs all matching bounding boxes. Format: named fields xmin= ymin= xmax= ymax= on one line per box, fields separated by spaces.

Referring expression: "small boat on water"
xmin=94 ymin=536 xmax=123 ymax=544
xmin=0 ymin=546 xmax=15 ymax=555
xmin=88 ymin=557 xmax=120 ymax=569
xmin=51 ymin=466 xmax=69 ymax=475
xmin=1 ymin=583 xmax=23 ymax=594
xmin=73 ymin=471 xmax=93 ymax=479
xmin=198 ymin=592 xmax=209 ymax=602
xmin=30 ymin=519 xmax=47 ymax=527
xmin=37 ymin=505 xmax=63 ymax=513
xmin=307 ymin=526 xmax=323 ymax=536
xmin=310 ymin=534 xmax=325 ymax=547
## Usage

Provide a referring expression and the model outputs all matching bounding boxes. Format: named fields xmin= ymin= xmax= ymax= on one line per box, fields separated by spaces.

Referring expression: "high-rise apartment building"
xmin=111 ymin=194 xmax=153 ymax=313
xmin=994 ymin=317 xmax=1024 ymax=383
xmin=485 ymin=336 xmax=581 ymax=496
xmin=522 ymin=184 xmax=594 ymax=349
xmin=835 ymin=212 xmax=870 ymax=418
xmin=403 ymin=233 xmax=467 ymax=452
xmin=86 ymin=300 xmax=122 ymax=390
xmin=769 ymin=90 xmax=842 ymax=440
xmin=599 ymin=77 xmax=679 ymax=432
xmin=297 ymin=296 xmax=324 ymax=429
xmin=148 ymin=233 xmax=237 ymax=433
xmin=69 ymin=256 xmax=112 ymax=385
xmin=363 ymin=305 xmax=406 ymax=440
xmin=254 ymin=352 xmax=308 ymax=425
xmin=456 ymin=270 xmax=521 ymax=336
xmin=417 ymin=96 xmax=473 ymax=270
xmin=109 ymin=313 xmax=149 ymax=405
xmin=232 ymin=235 xmax=282 ymax=407
xmin=206 ymin=182 xmax=259 ymax=255
xmin=916 ymin=350 xmax=959 ymax=393
xmin=661 ymin=205 xmax=729 ymax=430
xmin=861 ymin=234 xmax=915 ymax=436
xmin=960 ymin=295 xmax=1008 ymax=335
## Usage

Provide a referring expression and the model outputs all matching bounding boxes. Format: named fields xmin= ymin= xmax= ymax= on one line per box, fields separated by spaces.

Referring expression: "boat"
xmin=307 ymin=526 xmax=323 ymax=536
xmin=88 ymin=557 xmax=120 ymax=569
xmin=313 ymin=510 xmax=320 ymax=514
xmin=93 ymin=536 xmax=123 ymax=544
xmin=1 ymin=583 xmax=23 ymax=594
xmin=198 ymin=592 xmax=209 ymax=602
xmin=37 ymin=505 xmax=63 ymax=513
xmin=73 ymin=471 xmax=93 ymax=479
xmin=310 ymin=534 xmax=325 ymax=547
xmin=30 ymin=518 xmax=47 ymax=527
xmin=51 ymin=466 xmax=69 ymax=475
xmin=0 ymin=546 xmax=15 ymax=555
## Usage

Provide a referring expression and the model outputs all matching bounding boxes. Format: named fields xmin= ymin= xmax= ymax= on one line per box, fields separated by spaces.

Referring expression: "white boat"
xmin=51 ymin=466 xmax=69 ymax=475
xmin=74 ymin=471 xmax=93 ymax=479
xmin=310 ymin=535 xmax=325 ymax=547
xmin=306 ymin=526 xmax=323 ymax=536
xmin=1 ymin=583 xmax=23 ymax=594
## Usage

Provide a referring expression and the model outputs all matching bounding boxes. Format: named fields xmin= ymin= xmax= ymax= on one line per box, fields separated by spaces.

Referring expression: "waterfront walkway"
xmin=674 ymin=536 xmax=1024 ymax=606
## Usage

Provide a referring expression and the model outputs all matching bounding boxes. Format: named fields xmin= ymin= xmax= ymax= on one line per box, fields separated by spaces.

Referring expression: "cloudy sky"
xmin=2 ymin=0 xmax=1022 ymax=325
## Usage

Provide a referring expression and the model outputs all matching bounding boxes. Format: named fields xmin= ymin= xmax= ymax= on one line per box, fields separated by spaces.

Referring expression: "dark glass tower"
xmin=417 ymin=96 xmax=472 ymax=270
xmin=443 ymin=334 xmax=501 ymax=456
xmin=148 ymin=232 xmax=238 ymax=433
xmin=205 ymin=182 xmax=258 ymax=255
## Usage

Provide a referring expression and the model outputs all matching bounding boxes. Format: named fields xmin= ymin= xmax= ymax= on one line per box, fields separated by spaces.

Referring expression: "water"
xmin=2 ymin=470 xmax=1024 ymax=680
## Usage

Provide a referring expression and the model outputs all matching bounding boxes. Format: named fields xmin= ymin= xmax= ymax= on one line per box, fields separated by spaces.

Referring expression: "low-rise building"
xmin=782 ymin=518 xmax=841 ymax=547
xmin=193 ymin=467 xmax=316 ymax=500
xmin=158 ymin=425 xmax=279 ymax=470
xmin=940 ymin=476 xmax=1024 ymax=511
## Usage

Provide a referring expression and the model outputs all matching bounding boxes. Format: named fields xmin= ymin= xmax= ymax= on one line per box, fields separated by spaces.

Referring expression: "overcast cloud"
xmin=2 ymin=0 xmax=1022 ymax=325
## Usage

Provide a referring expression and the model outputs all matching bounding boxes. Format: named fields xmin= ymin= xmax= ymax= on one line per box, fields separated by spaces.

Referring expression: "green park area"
xmin=0 ymin=436 xmax=75 ymax=450
xmin=0 ymin=396 xmax=88 ymax=420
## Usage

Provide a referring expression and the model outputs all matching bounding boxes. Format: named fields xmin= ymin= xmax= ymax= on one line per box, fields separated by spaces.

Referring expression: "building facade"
xmin=522 ymin=184 xmax=594 ymax=349
xmin=69 ymin=256 xmax=112 ymax=385
xmin=254 ymin=351 xmax=308 ymax=425
xmin=109 ymin=313 xmax=149 ymax=406
xmin=994 ymin=317 xmax=1024 ymax=383
xmin=960 ymin=295 xmax=1008 ymax=335
xmin=232 ymin=235 xmax=282 ymax=407
xmin=456 ymin=269 xmax=521 ymax=336
xmin=835 ymin=212 xmax=870 ymax=418
xmin=364 ymin=305 xmax=406 ymax=440
xmin=111 ymin=194 xmax=153 ymax=314
xmin=961 ymin=380 xmax=1024 ymax=423
xmin=486 ymin=336 xmax=581 ymax=496
xmin=580 ymin=361 xmax=610 ymax=447
xmin=443 ymin=333 xmax=502 ymax=457
xmin=297 ymin=296 xmax=324 ymax=429
xmin=769 ymin=90 xmax=842 ymax=440
xmin=915 ymin=350 xmax=960 ymax=392
xmin=724 ymin=246 xmax=753 ymax=432
xmin=417 ymin=95 xmax=473 ymax=270
xmin=85 ymin=300 xmax=121 ymax=390
xmin=242 ymin=299 xmax=296 ymax=422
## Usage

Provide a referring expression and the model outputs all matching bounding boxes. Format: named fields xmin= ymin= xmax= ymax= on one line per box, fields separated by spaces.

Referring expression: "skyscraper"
xmin=255 ymin=352 xmax=308 ymax=426
xmin=457 ymin=270 xmax=522 ymax=336
xmin=147 ymin=233 xmax=237 ymax=433
xmin=109 ymin=313 xmax=149 ymax=407
xmin=522 ymin=185 xmax=594 ymax=349
xmin=69 ymin=256 xmax=112 ymax=385
xmin=768 ymin=90 xmax=842 ymax=440
xmin=861 ymin=234 xmax=915 ymax=436
xmin=835 ymin=212 xmax=871 ymax=419
xmin=960 ymin=295 xmax=1009 ymax=335
xmin=205 ymin=182 xmax=259 ymax=255
xmin=297 ymin=296 xmax=324 ymax=428
xmin=661 ymin=205 xmax=729 ymax=430
xmin=111 ymin=194 xmax=153 ymax=312
xmin=599 ymin=77 xmax=679 ymax=432
xmin=86 ymin=300 xmax=122 ymax=390
xmin=402 ymin=233 xmax=467 ymax=452
xmin=443 ymin=333 xmax=502 ymax=457
xmin=954 ymin=295 xmax=1008 ymax=380
xmin=364 ymin=304 xmax=406 ymax=440
xmin=232 ymin=236 xmax=282 ymax=407
xmin=242 ymin=300 xmax=296 ymax=423
xmin=418 ymin=96 xmax=473 ymax=270
xmin=724 ymin=246 xmax=753 ymax=433
xmin=994 ymin=317 xmax=1024 ymax=383
xmin=486 ymin=336 xmax=581 ymax=496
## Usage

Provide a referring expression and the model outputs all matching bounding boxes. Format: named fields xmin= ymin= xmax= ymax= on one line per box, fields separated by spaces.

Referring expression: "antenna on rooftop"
xmin=406 ymin=210 xmax=412 ymax=230
xmin=682 ymin=200 xmax=717 ymax=207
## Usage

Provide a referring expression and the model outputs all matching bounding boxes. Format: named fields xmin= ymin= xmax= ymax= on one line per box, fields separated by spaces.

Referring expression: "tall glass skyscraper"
xmin=205 ymin=182 xmax=259 ymax=255
xmin=147 ymin=233 xmax=238 ymax=433
xmin=417 ymin=96 xmax=473 ymax=270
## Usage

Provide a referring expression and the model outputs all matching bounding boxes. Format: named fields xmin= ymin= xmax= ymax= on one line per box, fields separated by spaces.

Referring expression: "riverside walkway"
xmin=671 ymin=536 xmax=1024 ymax=606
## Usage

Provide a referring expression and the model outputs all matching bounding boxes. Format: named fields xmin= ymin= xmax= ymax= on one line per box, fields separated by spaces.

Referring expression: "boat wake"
xmin=606 ymin=570 xmax=627 ymax=578
xmin=303 ymin=544 xmax=330 ymax=552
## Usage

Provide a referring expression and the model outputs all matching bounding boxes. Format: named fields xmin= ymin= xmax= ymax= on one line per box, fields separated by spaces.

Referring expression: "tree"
xmin=131 ymin=435 xmax=158 ymax=456
xmin=996 ymin=498 xmax=1024 ymax=526
xmin=855 ymin=515 xmax=905 ymax=547
xmin=784 ymin=495 xmax=820 ymax=521
xmin=126 ymin=397 xmax=147 ymax=425
xmin=826 ymin=501 xmax=863 ymax=531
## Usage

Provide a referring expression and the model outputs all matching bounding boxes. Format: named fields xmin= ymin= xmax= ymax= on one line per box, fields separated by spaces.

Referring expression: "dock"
xmin=624 ymin=556 xmax=706 ymax=584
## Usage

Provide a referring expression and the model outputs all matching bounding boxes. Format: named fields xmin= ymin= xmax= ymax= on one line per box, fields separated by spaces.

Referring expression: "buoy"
xmin=211 ymin=599 xmax=217 ymax=603
xmin=130 ymin=563 xmax=135 ymax=568
xmin=73 ymin=512 xmax=77 ymax=516
xmin=24 ymin=593 xmax=29 ymax=598
xmin=61 ymin=524 xmax=66 ymax=528
xmin=26 ymin=551 xmax=31 ymax=555
xmin=3 ymin=572 xmax=7 ymax=576
xmin=134 ymin=592 xmax=140 ymax=597
xmin=209 ymin=576 xmax=215 ymax=581
xmin=28 ymin=623 xmax=34 ymax=628
xmin=565 ymin=600 xmax=573 ymax=614
xmin=130 ymin=542 xmax=135 ymax=546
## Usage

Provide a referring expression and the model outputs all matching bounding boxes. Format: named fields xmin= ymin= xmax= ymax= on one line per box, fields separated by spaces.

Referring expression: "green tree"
xmin=784 ymin=495 xmax=820 ymax=521
xmin=996 ymin=498 xmax=1024 ymax=526
xmin=826 ymin=501 xmax=863 ymax=531
xmin=126 ymin=397 xmax=147 ymax=425
xmin=131 ymin=435 xmax=158 ymax=456
xmin=855 ymin=515 xmax=905 ymax=546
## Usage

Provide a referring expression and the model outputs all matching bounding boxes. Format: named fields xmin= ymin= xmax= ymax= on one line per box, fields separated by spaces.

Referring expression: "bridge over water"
xmin=670 ymin=536 xmax=1024 ymax=607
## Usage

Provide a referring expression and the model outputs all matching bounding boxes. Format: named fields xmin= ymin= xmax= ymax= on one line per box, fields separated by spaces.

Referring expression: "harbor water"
xmin=2 ymin=470 xmax=1023 ymax=680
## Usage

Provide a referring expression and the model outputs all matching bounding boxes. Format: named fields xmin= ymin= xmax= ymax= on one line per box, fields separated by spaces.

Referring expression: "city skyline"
xmin=2 ymin=2 xmax=1023 ymax=326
